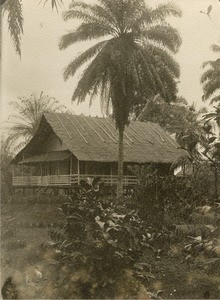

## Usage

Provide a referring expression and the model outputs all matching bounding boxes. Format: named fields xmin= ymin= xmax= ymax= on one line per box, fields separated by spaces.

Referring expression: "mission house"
xmin=11 ymin=113 xmax=186 ymax=191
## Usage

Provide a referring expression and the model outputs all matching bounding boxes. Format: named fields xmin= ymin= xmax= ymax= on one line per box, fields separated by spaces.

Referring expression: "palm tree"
xmin=60 ymin=0 xmax=182 ymax=198
xmin=0 ymin=0 xmax=63 ymax=56
xmin=8 ymin=92 xmax=65 ymax=151
xmin=201 ymin=41 xmax=220 ymax=105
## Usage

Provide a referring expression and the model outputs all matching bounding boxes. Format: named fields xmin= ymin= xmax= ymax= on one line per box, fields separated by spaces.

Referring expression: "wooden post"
xmin=110 ymin=164 xmax=113 ymax=186
xmin=57 ymin=162 xmax=60 ymax=187
xmin=70 ymin=155 xmax=73 ymax=185
xmin=77 ymin=160 xmax=80 ymax=184
xmin=22 ymin=154 xmax=24 ymax=186
xmin=70 ymin=155 xmax=72 ymax=175
xmin=29 ymin=164 xmax=32 ymax=186
xmin=12 ymin=165 xmax=14 ymax=186
xmin=47 ymin=162 xmax=49 ymax=185
xmin=40 ymin=163 xmax=42 ymax=186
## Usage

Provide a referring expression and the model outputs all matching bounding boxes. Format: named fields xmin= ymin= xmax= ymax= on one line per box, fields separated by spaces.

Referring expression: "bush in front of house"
xmin=127 ymin=164 xmax=215 ymax=230
xmin=49 ymin=185 xmax=158 ymax=299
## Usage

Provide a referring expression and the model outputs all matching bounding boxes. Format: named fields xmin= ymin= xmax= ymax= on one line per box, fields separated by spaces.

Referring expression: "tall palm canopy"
xmin=60 ymin=0 xmax=182 ymax=130
xmin=8 ymin=92 xmax=65 ymax=151
xmin=201 ymin=41 xmax=220 ymax=105
xmin=60 ymin=0 xmax=182 ymax=198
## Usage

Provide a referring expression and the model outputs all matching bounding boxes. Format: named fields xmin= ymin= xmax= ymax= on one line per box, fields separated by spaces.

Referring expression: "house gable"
xmin=43 ymin=132 xmax=68 ymax=152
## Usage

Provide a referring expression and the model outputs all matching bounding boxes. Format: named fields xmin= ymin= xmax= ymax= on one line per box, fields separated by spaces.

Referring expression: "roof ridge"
xmin=45 ymin=112 xmax=161 ymax=126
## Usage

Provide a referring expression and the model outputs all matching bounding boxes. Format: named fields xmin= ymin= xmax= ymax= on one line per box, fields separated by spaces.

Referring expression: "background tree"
xmin=137 ymin=95 xmax=197 ymax=135
xmin=203 ymin=103 xmax=220 ymax=132
xmin=201 ymin=41 xmax=220 ymax=105
xmin=7 ymin=92 xmax=65 ymax=151
xmin=60 ymin=0 xmax=182 ymax=198
xmin=138 ymin=96 xmax=210 ymax=174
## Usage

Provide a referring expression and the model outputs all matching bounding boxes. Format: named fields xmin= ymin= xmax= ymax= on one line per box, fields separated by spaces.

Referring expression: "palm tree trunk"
xmin=117 ymin=126 xmax=124 ymax=200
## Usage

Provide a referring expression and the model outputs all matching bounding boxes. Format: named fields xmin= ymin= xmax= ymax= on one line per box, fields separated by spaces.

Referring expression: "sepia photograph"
xmin=1 ymin=0 xmax=220 ymax=299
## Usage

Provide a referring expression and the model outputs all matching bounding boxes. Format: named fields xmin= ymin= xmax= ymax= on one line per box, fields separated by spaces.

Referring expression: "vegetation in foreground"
xmin=1 ymin=169 xmax=220 ymax=299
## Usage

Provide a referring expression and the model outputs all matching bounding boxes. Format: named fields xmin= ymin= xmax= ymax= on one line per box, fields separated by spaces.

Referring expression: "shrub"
xmin=50 ymin=186 xmax=155 ymax=299
xmin=128 ymin=164 xmax=214 ymax=229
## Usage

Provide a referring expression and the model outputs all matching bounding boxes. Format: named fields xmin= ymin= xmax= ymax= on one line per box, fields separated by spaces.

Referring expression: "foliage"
xmin=182 ymin=202 xmax=220 ymax=286
xmin=179 ymin=121 xmax=220 ymax=199
xmin=128 ymin=164 xmax=218 ymax=229
xmin=1 ymin=0 xmax=23 ymax=56
xmin=137 ymin=95 xmax=205 ymax=137
xmin=169 ymin=108 xmax=220 ymax=200
xmin=39 ymin=0 xmax=63 ymax=12
xmin=2 ymin=188 xmax=220 ymax=299
xmin=203 ymin=103 xmax=220 ymax=129
xmin=201 ymin=41 xmax=220 ymax=105
xmin=7 ymin=92 xmax=66 ymax=151
xmin=1 ymin=0 xmax=63 ymax=56
xmin=50 ymin=184 xmax=156 ymax=299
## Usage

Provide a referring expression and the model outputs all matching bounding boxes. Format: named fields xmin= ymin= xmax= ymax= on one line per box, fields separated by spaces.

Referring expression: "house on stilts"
xmin=11 ymin=113 xmax=186 ymax=193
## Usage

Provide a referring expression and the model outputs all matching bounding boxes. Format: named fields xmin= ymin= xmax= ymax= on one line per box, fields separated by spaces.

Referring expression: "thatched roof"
xmin=13 ymin=113 xmax=186 ymax=164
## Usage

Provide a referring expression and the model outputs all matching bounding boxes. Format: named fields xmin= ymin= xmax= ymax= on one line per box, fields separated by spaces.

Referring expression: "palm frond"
xmin=63 ymin=8 xmax=100 ymax=23
xmin=203 ymin=79 xmax=220 ymax=100
xmin=63 ymin=40 xmax=108 ymax=80
xmin=39 ymin=0 xmax=64 ymax=12
xmin=72 ymin=44 xmax=111 ymax=103
xmin=8 ymin=93 xmax=64 ymax=149
xmin=201 ymin=69 xmax=217 ymax=83
xmin=98 ymin=0 xmax=123 ymax=26
xmin=202 ymin=59 xmax=220 ymax=69
xmin=141 ymin=24 xmax=182 ymax=53
xmin=68 ymin=1 xmax=118 ymax=30
xmin=59 ymin=23 xmax=112 ymax=49
xmin=152 ymin=3 xmax=182 ymax=21
xmin=210 ymin=95 xmax=220 ymax=104
xmin=211 ymin=43 xmax=220 ymax=53
xmin=139 ymin=42 xmax=180 ymax=78
xmin=3 ymin=0 xmax=23 ymax=57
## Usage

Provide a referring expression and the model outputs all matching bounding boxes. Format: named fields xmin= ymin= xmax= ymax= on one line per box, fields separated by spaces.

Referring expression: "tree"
xmin=201 ymin=41 xmax=220 ymax=105
xmin=203 ymin=103 xmax=220 ymax=131
xmin=0 ymin=0 xmax=63 ymax=56
xmin=7 ymin=92 xmax=65 ymax=151
xmin=137 ymin=95 xmax=195 ymax=134
xmin=59 ymin=0 xmax=182 ymax=198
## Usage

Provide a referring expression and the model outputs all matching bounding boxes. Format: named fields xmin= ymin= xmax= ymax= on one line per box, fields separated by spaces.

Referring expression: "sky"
xmin=1 ymin=0 xmax=220 ymax=127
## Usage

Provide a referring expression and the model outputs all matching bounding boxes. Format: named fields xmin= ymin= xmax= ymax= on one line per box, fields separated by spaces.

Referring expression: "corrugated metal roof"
xmin=37 ymin=113 xmax=186 ymax=164
xmin=19 ymin=150 xmax=70 ymax=164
